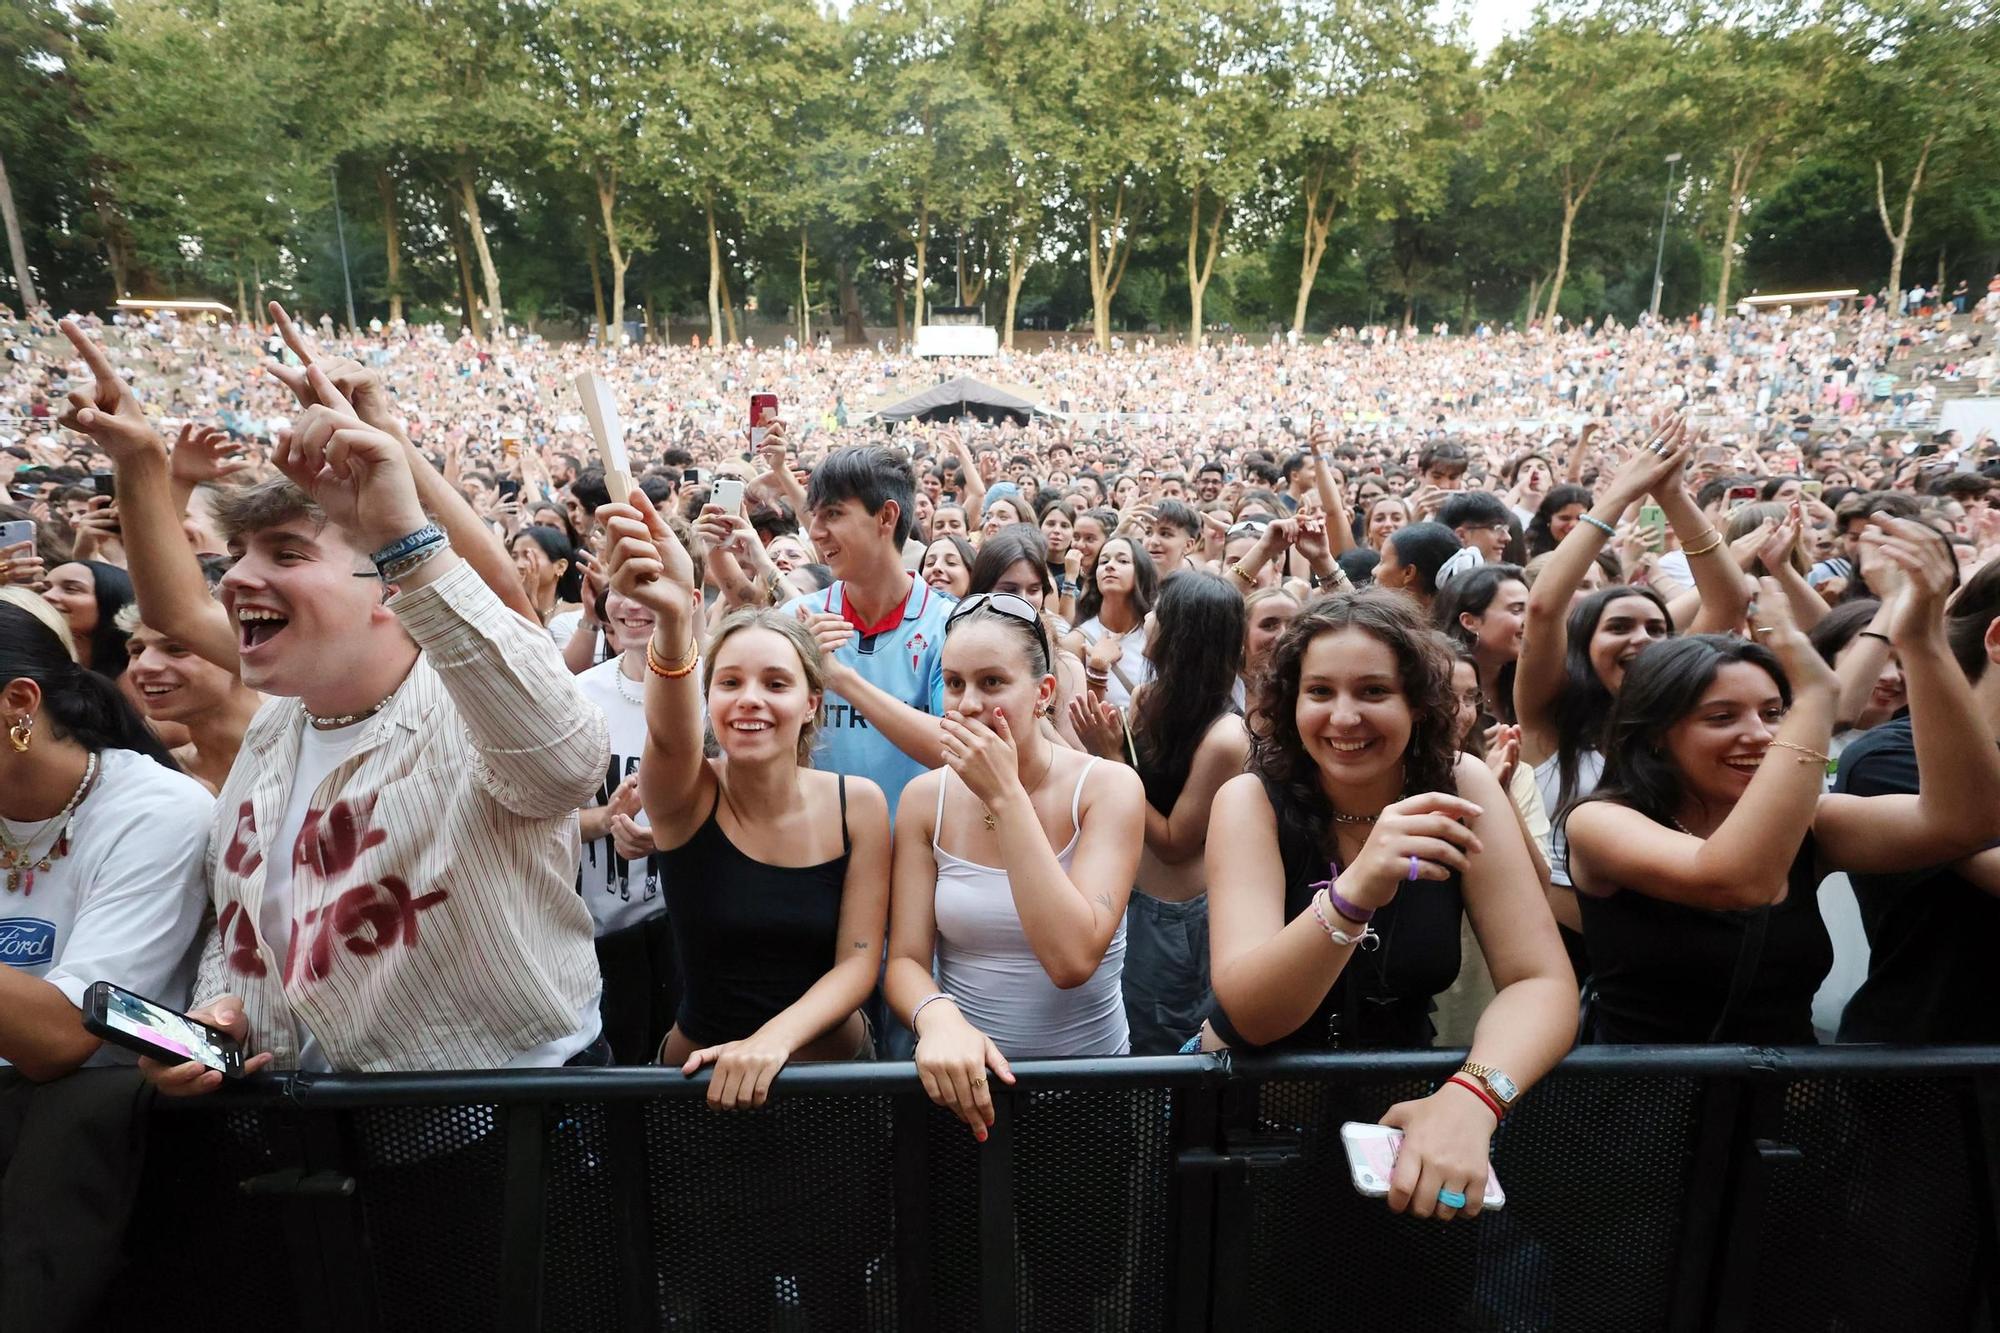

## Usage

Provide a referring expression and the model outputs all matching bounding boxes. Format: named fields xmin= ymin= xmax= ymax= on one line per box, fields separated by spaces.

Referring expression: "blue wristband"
xmin=371 ymin=523 xmax=446 ymax=572
xmin=1579 ymin=514 xmax=1618 ymax=539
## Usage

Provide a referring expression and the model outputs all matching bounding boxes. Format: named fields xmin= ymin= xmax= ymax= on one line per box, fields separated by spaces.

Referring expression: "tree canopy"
xmin=2 ymin=0 xmax=1994 ymax=344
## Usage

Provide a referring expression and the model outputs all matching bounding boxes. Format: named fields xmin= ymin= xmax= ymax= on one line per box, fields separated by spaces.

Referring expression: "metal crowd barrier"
xmin=113 ymin=1047 xmax=2000 ymax=1332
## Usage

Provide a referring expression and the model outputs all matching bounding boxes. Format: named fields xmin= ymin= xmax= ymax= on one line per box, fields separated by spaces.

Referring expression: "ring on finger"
xmin=1437 ymin=1187 xmax=1468 ymax=1209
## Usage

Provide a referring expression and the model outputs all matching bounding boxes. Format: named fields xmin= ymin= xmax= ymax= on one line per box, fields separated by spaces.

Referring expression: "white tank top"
xmin=931 ymin=759 xmax=1130 ymax=1057
xmin=1532 ymin=747 xmax=1605 ymax=888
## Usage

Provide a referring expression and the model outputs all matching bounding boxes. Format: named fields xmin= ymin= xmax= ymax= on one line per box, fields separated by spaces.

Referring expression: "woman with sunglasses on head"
xmin=887 ymin=593 xmax=1146 ymax=1136
xmin=599 ymin=490 xmax=891 ymax=1107
xmin=1562 ymin=520 xmax=1998 ymax=1044
xmin=1198 ymin=590 xmax=1574 ymax=1223
xmin=966 ymin=527 xmax=1088 ymax=751
xmin=1070 ymin=572 xmax=1249 ymax=1052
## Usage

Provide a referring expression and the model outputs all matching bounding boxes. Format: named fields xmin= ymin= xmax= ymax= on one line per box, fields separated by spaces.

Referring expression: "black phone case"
xmin=80 ymin=980 xmax=246 ymax=1077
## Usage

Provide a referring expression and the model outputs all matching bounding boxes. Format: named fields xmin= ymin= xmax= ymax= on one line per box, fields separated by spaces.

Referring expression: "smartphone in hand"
xmin=750 ymin=393 xmax=779 ymax=449
xmin=82 ymin=980 xmax=247 ymax=1078
xmin=1342 ymin=1121 xmax=1505 ymax=1209
xmin=712 ymin=477 xmax=745 ymax=516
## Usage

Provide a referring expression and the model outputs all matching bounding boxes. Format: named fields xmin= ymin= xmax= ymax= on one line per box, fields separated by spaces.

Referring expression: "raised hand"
xmin=1748 ymin=576 xmax=1836 ymax=697
xmin=169 ymin=423 xmax=254 ymax=490
xmin=272 ymin=366 xmax=426 ymax=550
xmin=69 ymin=496 xmax=122 ymax=562
xmin=598 ymin=490 xmax=696 ymax=620
xmin=265 ymin=302 xmax=398 ymax=433
xmin=55 ymin=319 xmax=164 ymax=461
xmin=1865 ymin=515 xmax=1955 ymax=648
xmin=2 ymin=540 xmax=44 ymax=589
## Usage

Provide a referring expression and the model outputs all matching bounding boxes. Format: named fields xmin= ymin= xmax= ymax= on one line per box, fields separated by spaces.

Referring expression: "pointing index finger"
xmin=269 ymin=301 xmax=317 ymax=367
xmin=58 ymin=319 xmax=122 ymax=397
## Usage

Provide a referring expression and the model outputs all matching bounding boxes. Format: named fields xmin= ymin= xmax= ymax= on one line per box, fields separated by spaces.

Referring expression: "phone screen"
xmin=98 ymin=986 xmax=235 ymax=1073
xmin=750 ymin=393 xmax=779 ymax=448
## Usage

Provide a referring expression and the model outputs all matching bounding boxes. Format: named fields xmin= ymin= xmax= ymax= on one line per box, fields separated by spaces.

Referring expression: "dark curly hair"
xmin=1248 ymin=588 xmax=1460 ymax=860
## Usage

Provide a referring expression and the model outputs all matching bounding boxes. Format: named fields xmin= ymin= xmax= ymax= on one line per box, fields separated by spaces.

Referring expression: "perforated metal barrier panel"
xmin=111 ymin=1051 xmax=2000 ymax=1333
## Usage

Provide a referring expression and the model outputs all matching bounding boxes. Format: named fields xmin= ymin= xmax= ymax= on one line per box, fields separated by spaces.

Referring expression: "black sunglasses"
xmin=945 ymin=591 xmax=1052 ymax=668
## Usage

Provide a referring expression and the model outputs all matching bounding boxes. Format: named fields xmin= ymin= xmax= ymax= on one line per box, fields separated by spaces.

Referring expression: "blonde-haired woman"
xmin=599 ymin=490 xmax=890 ymax=1109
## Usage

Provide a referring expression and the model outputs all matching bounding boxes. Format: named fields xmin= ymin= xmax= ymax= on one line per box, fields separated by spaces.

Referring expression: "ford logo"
xmin=0 ymin=919 xmax=57 ymax=967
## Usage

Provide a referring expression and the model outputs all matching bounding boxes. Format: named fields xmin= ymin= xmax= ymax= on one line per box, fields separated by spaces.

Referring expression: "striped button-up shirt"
xmin=193 ymin=559 xmax=609 ymax=1071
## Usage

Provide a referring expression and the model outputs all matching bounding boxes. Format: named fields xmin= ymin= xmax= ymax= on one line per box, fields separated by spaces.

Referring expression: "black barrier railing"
xmin=113 ymin=1047 xmax=2000 ymax=1333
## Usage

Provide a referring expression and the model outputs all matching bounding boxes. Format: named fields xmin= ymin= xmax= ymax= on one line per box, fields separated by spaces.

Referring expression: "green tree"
xmin=1478 ymin=14 xmax=1680 ymax=324
xmin=1831 ymin=0 xmax=1998 ymax=301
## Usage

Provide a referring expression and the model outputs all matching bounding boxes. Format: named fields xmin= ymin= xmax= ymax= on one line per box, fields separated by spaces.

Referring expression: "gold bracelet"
xmin=1768 ymin=738 xmax=1831 ymax=767
xmin=1228 ymin=563 xmax=1256 ymax=585
xmin=1680 ymin=532 xmax=1724 ymax=558
xmin=645 ymin=635 xmax=699 ymax=680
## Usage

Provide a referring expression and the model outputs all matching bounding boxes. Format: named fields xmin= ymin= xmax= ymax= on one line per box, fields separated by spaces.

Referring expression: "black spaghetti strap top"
xmin=661 ymin=776 xmax=851 ymax=1047
xmin=1580 ymin=832 xmax=1830 ymax=1045
xmin=1208 ymin=777 xmax=1464 ymax=1050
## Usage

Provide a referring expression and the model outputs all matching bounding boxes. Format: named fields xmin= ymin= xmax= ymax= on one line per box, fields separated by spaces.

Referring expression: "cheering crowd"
xmin=1 ymin=290 xmax=1999 ymax=1319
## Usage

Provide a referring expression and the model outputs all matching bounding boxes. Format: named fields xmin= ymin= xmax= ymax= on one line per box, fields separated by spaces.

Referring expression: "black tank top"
xmin=1209 ymin=777 xmax=1464 ymax=1050
xmin=661 ymin=777 xmax=851 ymax=1047
xmin=1580 ymin=830 xmax=1831 ymax=1045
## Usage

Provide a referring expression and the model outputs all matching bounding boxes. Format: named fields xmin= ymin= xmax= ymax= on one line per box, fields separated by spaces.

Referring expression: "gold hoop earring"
xmin=8 ymin=716 xmax=30 ymax=753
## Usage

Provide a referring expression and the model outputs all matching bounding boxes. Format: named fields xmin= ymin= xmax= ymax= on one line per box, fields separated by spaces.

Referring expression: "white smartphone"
xmin=1340 ymin=1121 xmax=1506 ymax=1210
xmin=712 ymin=478 xmax=745 ymax=516
xmin=0 ymin=519 xmax=34 ymax=550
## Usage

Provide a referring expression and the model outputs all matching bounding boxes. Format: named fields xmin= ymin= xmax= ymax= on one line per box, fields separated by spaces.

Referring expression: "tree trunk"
xmin=594 ymin=167 xmax=629 ymax=342
xmin=1545 ymin=195 xmax=1579 ymax=325
xmin=892 ymin=265 xmax=906 ymax=345
xmin=91 ymin=187 xmax=131 ymax=298
xmin=719 ymin=267 xmax=737 ymax=345
xmin=234 ymin=261 xmax=248 ymax=324
xmin=1186 ymin=180 xmax=1226 ymax=350
xmin=449 ymin=203 xmax=485 ymax=339
xmin=837 ymin=257 xmax=865 ymax=344
xmin=798 ymin=229 xmax=810 ymax=344
xmin=1875 ymin=136 xmax=1934 ymax=308
xmin=1003 ymin=225 xmax=1033 ymax=350
xmin=704 ymin=191 xmax=723 ymax=347
xmin=251 ymin=254 xmax=265 ymax=319
xmin=0 ymin=144 xmax=38 ymax=312
xmin=912 ymin=196 xmax=930 ymax=330
xmin=1085 ymin=183 xmax=1132 ymax=352
xmin=586 ymin=229 xmax=607 ymax=342
xmin=377 ymin=167 xmax=403 ymax=325
xmin=1524 ymin=274 xmax=1545 ymax=326
xmin=457 ymin=164 xmax=503 ymax=336
xmin=1715 ymin=148 xmax=1752 ymax=316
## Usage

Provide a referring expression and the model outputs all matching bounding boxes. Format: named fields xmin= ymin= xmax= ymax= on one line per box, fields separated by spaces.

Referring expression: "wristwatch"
xmin=1457 ymin=1061 xmax=1519 ymax=1110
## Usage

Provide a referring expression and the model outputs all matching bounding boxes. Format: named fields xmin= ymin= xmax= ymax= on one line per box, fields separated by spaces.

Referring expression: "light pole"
xmin=1649 ymin=152 xmax=1682 ymax=321
xmin=330 ymin=163 xmax=357 ymax=333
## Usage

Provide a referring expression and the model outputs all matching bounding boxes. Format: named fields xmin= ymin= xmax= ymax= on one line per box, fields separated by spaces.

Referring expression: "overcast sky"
xmin=1446 ymin=0 xmax=1539 ymax=56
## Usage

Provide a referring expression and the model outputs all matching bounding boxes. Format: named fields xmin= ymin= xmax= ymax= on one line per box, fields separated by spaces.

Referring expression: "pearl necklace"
xmin=614 ymin=661 xmax=644 ymax=706
xmin=1 ymin=750 xmax=100 ymax=895
xmin=302 ymin=685 xmax=399 ymax=731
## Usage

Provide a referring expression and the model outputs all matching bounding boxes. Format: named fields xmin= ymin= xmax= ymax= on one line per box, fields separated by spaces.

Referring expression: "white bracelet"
xmin=910 ymin=991 xmax=954 ymax=1036
xmin=1312 ymin=887 xmax=1380 ymax=951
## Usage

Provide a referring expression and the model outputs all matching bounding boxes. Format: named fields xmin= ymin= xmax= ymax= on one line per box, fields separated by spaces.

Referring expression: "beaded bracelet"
xmin=377 ymin=536 xmax=448 ymax=583
xmin=645 ymin=636 xmax=699 ymax=680
xmin=1579 ymin=514 xmax=1618 ymax=539
xmin=1311 ymin=887 xmax=1379 ymax=951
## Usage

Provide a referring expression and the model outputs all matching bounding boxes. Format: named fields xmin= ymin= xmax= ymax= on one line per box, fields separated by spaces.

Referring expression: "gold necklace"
xmin=984 ymin=744 xmax=1057 ymax=831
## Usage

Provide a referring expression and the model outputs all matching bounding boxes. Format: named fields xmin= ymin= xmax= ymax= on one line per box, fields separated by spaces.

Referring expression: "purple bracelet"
xmin=1320 ymin=877 xmax=1375 ymax=925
